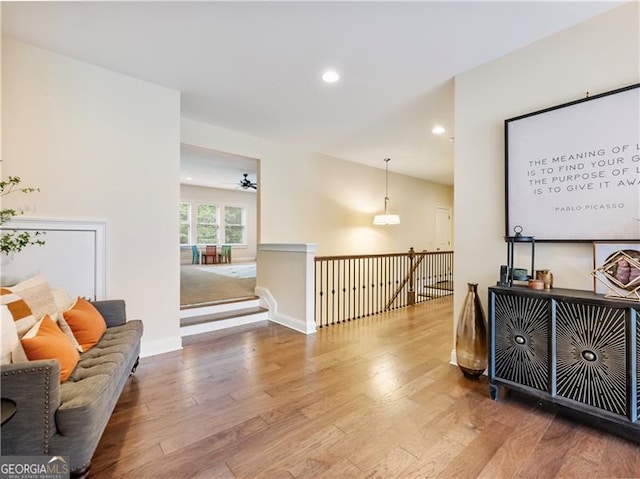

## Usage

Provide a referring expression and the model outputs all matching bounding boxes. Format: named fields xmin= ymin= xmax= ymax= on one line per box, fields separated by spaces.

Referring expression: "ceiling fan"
xmin=239 ymin=173 xmax=257 ymax=190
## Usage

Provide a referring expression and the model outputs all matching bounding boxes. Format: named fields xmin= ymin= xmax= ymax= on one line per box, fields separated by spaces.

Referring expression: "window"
xmin=224 ymin=206 xmax=245 ymax=244
xmin=180 ymin=201 xmax=247 ymax=246
xmin=196 ymin=204 xmax=218 ymax=244
xmin=179 ymin=202 xmax=191 ymax=245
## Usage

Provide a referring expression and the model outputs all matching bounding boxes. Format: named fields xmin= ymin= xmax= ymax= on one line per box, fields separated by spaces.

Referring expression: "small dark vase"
xmin=455 ymin=283 xmax=487 ymax=379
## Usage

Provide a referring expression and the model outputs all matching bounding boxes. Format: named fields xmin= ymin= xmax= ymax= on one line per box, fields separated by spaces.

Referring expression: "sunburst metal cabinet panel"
xmin=555 ymin=300 xmax=627 ymax=416
xmin=489 ymin=286 xmax=640 ymax=442
xmin=491 ymin=291 xmax=550 ymax=393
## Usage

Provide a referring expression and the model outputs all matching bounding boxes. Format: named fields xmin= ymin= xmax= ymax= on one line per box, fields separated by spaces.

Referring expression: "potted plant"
xmin=0 ymin=175 xmax=45 ymax=254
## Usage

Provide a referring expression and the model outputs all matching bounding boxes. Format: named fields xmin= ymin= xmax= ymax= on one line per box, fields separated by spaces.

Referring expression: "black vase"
xmin=455 ymin=283 xmax=488 ymax=379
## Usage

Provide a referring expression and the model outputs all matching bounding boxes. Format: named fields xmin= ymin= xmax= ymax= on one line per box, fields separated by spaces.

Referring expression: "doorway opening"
xmin=179 ymin=144 xmax=259 ymax=309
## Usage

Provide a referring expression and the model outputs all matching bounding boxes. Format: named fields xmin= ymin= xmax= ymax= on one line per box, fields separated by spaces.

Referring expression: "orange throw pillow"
xmin=63 ymin=298 xmax=107 ymax=352
xmin=21 ymin=315 xmax=80 ymax=382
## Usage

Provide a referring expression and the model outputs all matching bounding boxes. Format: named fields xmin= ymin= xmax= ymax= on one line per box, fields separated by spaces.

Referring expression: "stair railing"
xmin=314 ymin=248 xmax=453 ymax=327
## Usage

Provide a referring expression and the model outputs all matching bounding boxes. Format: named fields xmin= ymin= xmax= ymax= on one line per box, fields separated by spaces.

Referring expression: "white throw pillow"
xmin=9 ymin=275 xmax=58 ymax=322
xmin=51 ymin=287 xmax=74 ymax=313
xmin=1 ymin=305 xmax=21 ymax=364
xmin=56 ymin=315 xmax=83 ymax=353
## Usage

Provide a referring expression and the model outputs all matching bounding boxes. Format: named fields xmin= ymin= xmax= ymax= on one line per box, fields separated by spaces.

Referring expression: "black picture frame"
xmin=505 ymin=83 xmax=640 ymax=242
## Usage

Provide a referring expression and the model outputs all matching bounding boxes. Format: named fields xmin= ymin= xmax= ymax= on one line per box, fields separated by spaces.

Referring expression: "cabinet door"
xmin=493 ymin=292 xmax=549 ymax=392
xmin=636 ymin=309 xmax=640 ymax=419
xmin=556 ymin=301 xmax=627 ymax=417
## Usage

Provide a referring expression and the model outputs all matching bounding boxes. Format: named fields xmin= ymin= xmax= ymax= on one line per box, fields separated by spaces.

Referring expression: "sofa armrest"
xmin=92 ymin=299 xmax=127 ymax=328
xmin=1 ymin=359 xmax=61 ymax=455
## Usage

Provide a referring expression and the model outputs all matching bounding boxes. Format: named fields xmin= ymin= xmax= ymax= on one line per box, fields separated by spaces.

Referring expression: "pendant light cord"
xmin=373 ymin=157 xmax=400 ymax=225
xmin=384 ymin=158 xmax=391 ymax=214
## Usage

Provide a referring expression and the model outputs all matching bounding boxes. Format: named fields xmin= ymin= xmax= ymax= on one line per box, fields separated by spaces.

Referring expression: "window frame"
xmin=223 ymin=205 xmax=246 ymax=245
xmin=195 ymin=203 xmax=219 ymax=245
xmin=179 ymin=202 xmax=191 ymax=245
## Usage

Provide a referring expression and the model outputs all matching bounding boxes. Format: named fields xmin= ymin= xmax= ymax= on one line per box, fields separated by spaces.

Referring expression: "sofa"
xmin=1 ymin=300 xmax=143 ymax=478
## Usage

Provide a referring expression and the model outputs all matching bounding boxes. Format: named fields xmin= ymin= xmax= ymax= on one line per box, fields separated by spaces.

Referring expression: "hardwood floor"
xmin=91 ymin=297 xmax=640 ymax=478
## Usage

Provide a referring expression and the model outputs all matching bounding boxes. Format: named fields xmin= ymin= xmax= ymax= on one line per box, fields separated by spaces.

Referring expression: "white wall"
xmin=454 ymin=4 xmax=640 ymax=326
xmin=2 ymin=39 xmax=182 ymax=356
xmin=256 ymin=243 xmax=317 ymax=334
xmin=180 ymin=184 xmax=257 ymax=262
xmin=182 ymin=118 xmax=454 ymax=256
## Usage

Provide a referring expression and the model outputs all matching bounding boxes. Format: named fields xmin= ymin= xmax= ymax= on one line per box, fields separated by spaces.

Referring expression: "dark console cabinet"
xmin=488 ymin=285 xmax=640 ymax=440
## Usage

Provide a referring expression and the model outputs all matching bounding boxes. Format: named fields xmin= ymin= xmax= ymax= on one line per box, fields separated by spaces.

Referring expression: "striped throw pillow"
xmin=1 ymin=288 xmax=36 ymax=364
xmin=1 ymin=288 xmax=37 ymax=337
xmin=8 ymin=275 xmax=58 ymax=323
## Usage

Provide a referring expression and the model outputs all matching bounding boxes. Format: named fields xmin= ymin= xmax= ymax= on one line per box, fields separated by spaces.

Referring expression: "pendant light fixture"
xmin=373 ymin=158 xmax=401 ymax=225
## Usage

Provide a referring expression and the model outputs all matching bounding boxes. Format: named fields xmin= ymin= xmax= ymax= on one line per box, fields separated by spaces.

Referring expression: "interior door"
xmin=435 ymin=206 xmax=452 ymax=251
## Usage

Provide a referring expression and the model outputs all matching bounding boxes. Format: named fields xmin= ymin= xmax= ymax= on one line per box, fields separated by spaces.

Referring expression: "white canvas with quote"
xmin=506 ymin=84 xmax=640 ymax=241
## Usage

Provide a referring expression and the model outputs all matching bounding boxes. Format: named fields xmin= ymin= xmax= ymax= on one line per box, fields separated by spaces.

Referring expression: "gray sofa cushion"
xmin=56 ymin=320 xmax=142 ymax=437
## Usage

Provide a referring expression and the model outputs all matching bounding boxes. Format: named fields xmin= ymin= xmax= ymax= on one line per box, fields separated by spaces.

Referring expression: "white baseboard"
xmin=269 ymin=311 xmax=315 ymax=334
xmin=140 ymin=336 xmax=183 ymax=358
xmin=255 ymin=286 xmax=276 ymax=311
xmin=232 ymin=256 xmax=256 ymax=263
xmin=255 ymin=286 xmax=315 ymax=335
xmin=450 ymin=348 xmax=457 ymax=366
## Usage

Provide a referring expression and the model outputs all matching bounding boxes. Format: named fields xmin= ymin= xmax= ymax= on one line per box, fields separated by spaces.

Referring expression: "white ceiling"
xmin=180 ymin=144 xmax=259 ymax=191
xmin=1 ymin=1 xmax=622 ymax=188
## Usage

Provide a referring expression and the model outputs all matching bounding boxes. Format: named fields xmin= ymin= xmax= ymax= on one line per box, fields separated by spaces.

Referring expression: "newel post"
xmin=407 ymin=247 xmax=416 ymax=305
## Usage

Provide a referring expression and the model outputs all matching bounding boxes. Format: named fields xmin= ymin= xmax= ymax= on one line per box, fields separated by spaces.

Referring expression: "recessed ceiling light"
xmin=432 ymin=126 xmax=446 ymax=135
xmin=186 ymin=176 xmax=193 ymax=180
xmin=322 ymin=70 xmax=340 ymax=83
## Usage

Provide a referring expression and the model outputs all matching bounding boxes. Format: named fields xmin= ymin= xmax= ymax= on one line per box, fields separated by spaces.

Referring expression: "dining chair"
xmin=218 ymin=245 xmax=232 ymax=264
xmin=191 ymin=245 xmax=200 ymax=264
xmin=202 ymin=245 xmax=218 ymax=264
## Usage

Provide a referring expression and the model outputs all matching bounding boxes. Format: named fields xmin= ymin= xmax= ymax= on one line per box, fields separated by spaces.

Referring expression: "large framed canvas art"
xmin=505 ymin=83 xmax=640 ymax=242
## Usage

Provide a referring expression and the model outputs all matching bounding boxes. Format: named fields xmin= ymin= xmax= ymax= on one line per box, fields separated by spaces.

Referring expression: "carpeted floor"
xmin=180 ymin=263 xmax=256 ymax=307
xmin=194 ymin=263 xmax=256 ymax=279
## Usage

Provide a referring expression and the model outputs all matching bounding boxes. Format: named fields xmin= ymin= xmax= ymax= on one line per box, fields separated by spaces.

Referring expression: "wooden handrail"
xmin=315 ymin=252 xmax=408 ymax=261
xmin=315 ymin=250 xmax=453 ymax=262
